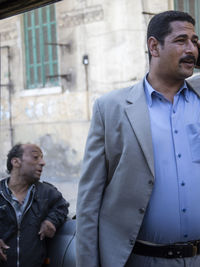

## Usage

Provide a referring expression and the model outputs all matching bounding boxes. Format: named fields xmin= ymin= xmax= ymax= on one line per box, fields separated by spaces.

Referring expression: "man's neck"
xmin=147 ymin=73 xmax=185 ymax=102
xmin=8 ymin=176 xmax=30 ymax=204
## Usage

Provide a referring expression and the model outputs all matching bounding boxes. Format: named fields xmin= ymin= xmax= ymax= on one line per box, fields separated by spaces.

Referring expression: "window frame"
xmin=24 ymin=4 xmax=59 ymax=89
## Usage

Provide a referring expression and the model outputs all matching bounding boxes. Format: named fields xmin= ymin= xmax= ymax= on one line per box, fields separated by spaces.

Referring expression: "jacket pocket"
xmin=28 ymin=198 xmax=49 ymax=226
xmin=186 ymin=123 xmax=200 ymax=162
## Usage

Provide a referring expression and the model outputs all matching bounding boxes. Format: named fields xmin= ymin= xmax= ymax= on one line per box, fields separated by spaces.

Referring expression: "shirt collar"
xmin=5 ymin=177 xmax=35 ymax=198
xmin=5 ymin=178 xmax=11 ymax=195
xmin=144 ymin=74 xmax=189 ymax=107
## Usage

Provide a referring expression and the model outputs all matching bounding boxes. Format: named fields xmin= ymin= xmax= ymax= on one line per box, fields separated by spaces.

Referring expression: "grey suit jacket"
xmin=76 ymin=77 xmax=200 ymax=267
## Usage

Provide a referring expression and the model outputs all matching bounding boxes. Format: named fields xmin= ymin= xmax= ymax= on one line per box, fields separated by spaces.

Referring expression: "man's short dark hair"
xmin=147 ymin=10 xmax=195 ymax=60
xmin=7 ymin=143 xmax=24 ymax=174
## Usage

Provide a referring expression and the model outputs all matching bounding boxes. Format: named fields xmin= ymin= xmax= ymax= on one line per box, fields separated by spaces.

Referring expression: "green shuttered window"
xmin=24 ymin=5 xmax=59 ymax=89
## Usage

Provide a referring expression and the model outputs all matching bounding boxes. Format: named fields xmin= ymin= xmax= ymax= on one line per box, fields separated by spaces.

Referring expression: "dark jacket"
xmin=0 ymin=178 xmax=69 ymax=267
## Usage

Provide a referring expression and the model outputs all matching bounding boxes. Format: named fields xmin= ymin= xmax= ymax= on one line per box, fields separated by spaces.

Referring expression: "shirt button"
xmin=182 ymin=208 xmax=186 ymax=213
xmin=181 ymin=182 xmax=185 ymax=186
xmin=173 ymin=110 xmax=176 ymax=113
xmin=129 ymin=239 xmax=134 ymax=246
xmin=177 ymin=153 xmax=181 ymax=158
xmin=184 ymin=234 xmax=188 ymax=238
xmin=174 ymin=130 xmax=178 ymax=134
xmin=139 ymin=208 xmax=145 ymax=214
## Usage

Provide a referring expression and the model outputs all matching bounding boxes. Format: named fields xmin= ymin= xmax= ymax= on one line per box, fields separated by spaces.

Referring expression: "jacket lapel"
xmin=125 ymin=80 xmax=155 ymax=177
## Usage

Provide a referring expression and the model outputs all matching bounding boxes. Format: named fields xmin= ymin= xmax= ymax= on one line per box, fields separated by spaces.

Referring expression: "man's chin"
xmin=31 ymin=176 xmax=40 ymax=184
xmin=180 ymin=69 xmax=194 ymax=79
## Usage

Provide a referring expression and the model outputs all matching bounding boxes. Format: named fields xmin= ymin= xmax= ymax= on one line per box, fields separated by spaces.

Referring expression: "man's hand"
xmin=0 ymin=239 xmax=9 ymax=262
xmin=38 ymin=220 xmax=56 ymax=240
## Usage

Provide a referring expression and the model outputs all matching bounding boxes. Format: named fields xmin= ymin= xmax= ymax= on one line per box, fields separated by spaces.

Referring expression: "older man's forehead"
xmin=22 ymin=144 xmax=43 ymax=155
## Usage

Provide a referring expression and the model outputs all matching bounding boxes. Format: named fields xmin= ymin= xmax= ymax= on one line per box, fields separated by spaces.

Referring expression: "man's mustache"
xmin=179 ymin=55 xmax=196 ymax=64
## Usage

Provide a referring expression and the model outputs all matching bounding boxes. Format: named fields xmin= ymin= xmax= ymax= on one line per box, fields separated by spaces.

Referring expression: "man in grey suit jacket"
xmin=76 ymin=10 xmax=200 ymax=267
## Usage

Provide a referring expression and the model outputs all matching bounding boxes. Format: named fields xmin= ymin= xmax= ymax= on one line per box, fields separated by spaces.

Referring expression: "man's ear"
xmin=147 ymin=36 xmax=160 ymax=58
xmin=11 ymin=158 xmax=21 ymax=168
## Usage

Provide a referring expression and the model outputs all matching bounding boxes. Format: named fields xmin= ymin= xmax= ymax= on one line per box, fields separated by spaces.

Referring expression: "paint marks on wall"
xmin=0 ymin=105 xmax=10 ymax=120
xmin=39 ymin=134 xmax=81 ymax=183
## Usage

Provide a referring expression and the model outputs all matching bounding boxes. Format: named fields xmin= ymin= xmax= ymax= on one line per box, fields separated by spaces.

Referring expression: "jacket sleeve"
xmin=44 ymin=183 xmax=69 ymax=229
xmin=76 ymin=99 xmax=108 ymax=267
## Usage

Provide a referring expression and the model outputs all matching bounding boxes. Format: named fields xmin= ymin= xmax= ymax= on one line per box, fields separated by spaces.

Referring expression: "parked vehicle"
xmin=44 ymin=219 xmax=76 ymax=267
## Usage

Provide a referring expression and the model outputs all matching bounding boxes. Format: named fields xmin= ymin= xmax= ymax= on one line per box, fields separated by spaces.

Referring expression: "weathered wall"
xmin=0 ymin=0 xmax=174 ymax=214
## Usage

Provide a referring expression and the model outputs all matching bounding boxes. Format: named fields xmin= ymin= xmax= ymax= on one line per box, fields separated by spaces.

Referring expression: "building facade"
xmin=1 ymin=0 xmax=199 ymax=214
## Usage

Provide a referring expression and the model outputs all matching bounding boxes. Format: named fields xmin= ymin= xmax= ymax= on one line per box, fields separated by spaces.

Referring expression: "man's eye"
xmin=192 ymin=40 xmax=198 ymax=45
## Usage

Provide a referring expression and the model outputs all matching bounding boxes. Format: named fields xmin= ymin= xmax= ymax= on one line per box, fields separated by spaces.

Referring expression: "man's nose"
xmin=185 ymin=40 xmax=197 ymax=54
xmin=39 ymin=158 xmax=45 ymax=166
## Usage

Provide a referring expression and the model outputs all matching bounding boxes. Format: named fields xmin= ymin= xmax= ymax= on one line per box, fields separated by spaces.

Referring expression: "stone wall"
xmin=0 ymin=0 xmax=174 ymax=215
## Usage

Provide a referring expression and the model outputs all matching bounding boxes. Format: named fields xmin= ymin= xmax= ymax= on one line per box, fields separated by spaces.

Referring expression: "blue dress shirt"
xmin=138 ymin=76 xmax=200 ymax=244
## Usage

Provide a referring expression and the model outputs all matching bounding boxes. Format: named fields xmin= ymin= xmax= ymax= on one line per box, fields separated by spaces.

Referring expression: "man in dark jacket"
xmin=0 ymin=143 xmax=69 ymax=267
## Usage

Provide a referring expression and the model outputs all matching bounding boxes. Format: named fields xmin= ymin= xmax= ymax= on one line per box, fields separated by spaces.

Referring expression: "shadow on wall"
xmin=39 ymin=134 xmax=81 ymax=183
xmin=0 ymin=171 xmax=7 ymax=179
xmin=0 ymin=156 xmax=8 ymax=178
